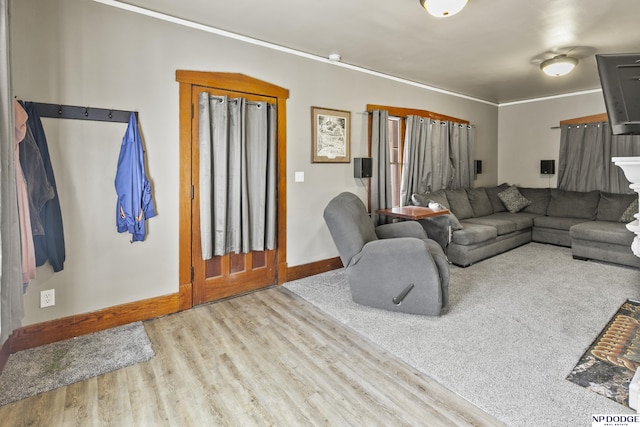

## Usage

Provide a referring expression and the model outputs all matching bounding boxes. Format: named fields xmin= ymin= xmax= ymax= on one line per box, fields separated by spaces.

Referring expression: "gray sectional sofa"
xmin=411 ymin=184 xmax=640 ymax=268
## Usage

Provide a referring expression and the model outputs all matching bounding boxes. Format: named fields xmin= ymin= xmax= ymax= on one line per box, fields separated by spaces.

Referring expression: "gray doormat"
xmin=0 ymin=321 xmax=154 ymax=406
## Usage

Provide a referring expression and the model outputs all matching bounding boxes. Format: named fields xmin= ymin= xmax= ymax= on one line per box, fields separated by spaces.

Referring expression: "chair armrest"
xmin=351 ymin=237 xmax=436 ymax=276
xmin=375 ymin=221 xmax=428 ymax=239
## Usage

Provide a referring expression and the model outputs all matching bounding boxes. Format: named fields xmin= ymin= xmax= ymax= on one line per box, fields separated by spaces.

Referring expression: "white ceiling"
xmin=117 ymin=0 xmax=640 ymax=105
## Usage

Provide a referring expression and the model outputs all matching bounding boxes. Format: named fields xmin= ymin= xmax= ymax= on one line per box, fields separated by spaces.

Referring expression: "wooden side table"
xmin=377 ymin=206 xmax=452 ymax=252
xmin=376 ymin=206 xmax=450 ymax=220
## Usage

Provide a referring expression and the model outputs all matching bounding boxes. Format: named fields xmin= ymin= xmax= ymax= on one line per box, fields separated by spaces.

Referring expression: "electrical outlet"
xmin=40 ymin=289 xmax=55 ymax=308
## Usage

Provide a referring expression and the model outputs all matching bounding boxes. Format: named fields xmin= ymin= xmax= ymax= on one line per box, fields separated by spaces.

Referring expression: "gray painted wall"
xmin=498 ymin=92 xmax=606 ymax=187
xmin=11 ymin=0 xmax=498 ymax=325
xmin=10 ymin=0 xmax=613 ymax=328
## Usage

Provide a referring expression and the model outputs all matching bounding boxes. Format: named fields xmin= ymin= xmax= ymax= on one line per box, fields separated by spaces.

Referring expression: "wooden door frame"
xmin=176 ymin=71 xmax=290 ymax=310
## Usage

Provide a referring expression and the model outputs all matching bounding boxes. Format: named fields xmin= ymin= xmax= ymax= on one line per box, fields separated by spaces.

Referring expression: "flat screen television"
xmin=596 ymin=53 xmax=640 ymax=135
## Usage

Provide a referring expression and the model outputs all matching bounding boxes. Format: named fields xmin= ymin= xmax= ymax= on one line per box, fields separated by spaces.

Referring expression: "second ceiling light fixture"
xmin=540 ymin=55 xmax=579 ymax=77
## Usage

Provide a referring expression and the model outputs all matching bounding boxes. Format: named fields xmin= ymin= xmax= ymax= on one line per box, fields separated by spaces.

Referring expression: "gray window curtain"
xmin=1 ymin=0 xmax=24 ymax=346
xmin=198 ymin=93 xmax=277 ymax=259
xmin=370 ymin=110 xmax=392 ymax=224
xmin=400 ymin=116 xmax=474 ymax=206
xmin=430 ymin=119 xmax=454 ymax=191
xmin=558 ymin=122 xmax=640 ymax=193
xmin=400 ymin=116 xmax=432 ymax=206
xmin=450 ymin=122 xmax=475 ymax=190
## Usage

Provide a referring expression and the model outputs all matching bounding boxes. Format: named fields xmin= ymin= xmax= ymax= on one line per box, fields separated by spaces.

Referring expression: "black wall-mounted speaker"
xmin=354 ymin=157 xmax=373 ymax=178
xmin=474 ymin=160 xmax=482 ymax=174
xmin=540 ymin=159 xmax=555 ymax=175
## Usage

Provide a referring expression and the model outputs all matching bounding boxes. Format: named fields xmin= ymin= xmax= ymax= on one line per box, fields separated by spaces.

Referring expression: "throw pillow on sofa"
xmin=497 ymin=185 xmax=532 ymax=213
xmin=620 ymin=198 xmax=639 ymax=223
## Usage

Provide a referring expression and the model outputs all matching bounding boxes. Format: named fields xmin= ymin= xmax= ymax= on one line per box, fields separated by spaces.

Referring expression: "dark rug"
xmin=567 ymin=299 xmax=640 ymax=407
xmin=0 ymin=321 xmax=155 ymax=406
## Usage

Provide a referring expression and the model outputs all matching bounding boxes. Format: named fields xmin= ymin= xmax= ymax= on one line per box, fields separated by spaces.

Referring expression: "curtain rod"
xmin=206 ymin=95 xmax=270 ymax=107
xmin=28 ymin=102 xmax=136 ymax=123
xmin=363 ymin=110 xmax=472 ymax=126
xmin=357 ymin=110 xmax=475 ymax=127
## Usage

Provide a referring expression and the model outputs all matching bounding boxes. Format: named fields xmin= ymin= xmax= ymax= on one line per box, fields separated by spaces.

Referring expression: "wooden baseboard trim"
xmin=285 ymin=257 xmax=343 ymax=283
xmin=6 ymin=256 xmax=342 ymax=356
xmin=10 ymin=290 xmax=182 ymax=353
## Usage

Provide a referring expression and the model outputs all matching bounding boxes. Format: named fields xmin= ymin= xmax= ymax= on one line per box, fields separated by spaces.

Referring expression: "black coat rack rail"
xmin=31 ymin=102 xmax=136 ymax=123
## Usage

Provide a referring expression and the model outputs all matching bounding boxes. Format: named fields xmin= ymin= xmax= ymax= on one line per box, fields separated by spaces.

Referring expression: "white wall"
xmin=11 ymin=0 xmax=498 ymax=325
xmin=497 ymin=91 xmax=606 ymax=187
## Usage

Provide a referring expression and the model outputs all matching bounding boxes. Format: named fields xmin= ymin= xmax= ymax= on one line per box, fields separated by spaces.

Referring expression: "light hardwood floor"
xmin=0 ymin=287 xmax=505 ymax=426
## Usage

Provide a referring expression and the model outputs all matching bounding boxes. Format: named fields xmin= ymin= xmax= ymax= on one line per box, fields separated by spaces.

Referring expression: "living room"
xmin=2 ymin=0 xmax=640 ymax=425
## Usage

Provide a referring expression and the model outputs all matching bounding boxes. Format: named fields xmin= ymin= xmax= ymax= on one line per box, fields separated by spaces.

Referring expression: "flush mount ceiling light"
xmin=419 ymin=0 xmax=468 ymax=17
xmin=540 ymin=54 xmax=579 ymax=77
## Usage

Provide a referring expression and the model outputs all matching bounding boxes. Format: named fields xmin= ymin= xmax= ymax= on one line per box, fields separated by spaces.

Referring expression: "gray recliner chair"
xmin=323 ymin=192 xmax=450 ymax=316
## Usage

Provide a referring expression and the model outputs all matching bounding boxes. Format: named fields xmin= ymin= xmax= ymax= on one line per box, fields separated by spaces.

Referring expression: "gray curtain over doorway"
xmin=1 ymin=0 xmax=24 ymax=346
xmin=198 ymin=93 xmax=277 ymax=259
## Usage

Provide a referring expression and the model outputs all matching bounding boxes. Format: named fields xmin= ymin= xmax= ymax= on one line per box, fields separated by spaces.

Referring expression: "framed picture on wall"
xmin=311 ymin=106 xmax=351 ymax=163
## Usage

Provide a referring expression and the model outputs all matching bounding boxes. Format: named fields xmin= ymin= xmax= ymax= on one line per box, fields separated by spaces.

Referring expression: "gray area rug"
xmin=284 ymin=243 xmax=640 ymax=427
xmin=0 ymin=321 xmax=154 ymax=406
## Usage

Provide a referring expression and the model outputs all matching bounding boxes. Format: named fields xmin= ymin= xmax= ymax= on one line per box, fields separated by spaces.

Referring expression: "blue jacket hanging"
xmin=115 ymin=112 xmax=156 ymax=242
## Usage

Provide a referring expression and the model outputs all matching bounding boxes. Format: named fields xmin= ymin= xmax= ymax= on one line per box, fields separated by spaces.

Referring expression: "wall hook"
xmin=30 ymin=102 xmax=135 ymax=123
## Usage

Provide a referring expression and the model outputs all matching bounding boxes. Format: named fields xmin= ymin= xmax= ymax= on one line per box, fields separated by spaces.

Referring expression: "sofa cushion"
xmin=412 ymin=191 xmax=463 ymax=230
xmin=485 ymin=183 xmax=509 ymax=213
xmin=596 ymin=192 xmax=637 ymax=222
xmin=534 ymin=215 xmax=590 ymax=231
xmin=447 ymin=213 xmax=464 ymax=230
xmin=412 ymin=189 xmax=449 ymax=209
xmin=466 ymin=187 xmax=493 ymax=217
xmin=463 ymin=217 xmax=517 ymax=236
xmin=518 ymin=187 xmax=551 ymax=215
xmin=570 ymin=221 xmax=635 ymax=246
xmin=497 ymin=185 xmax=532 ymax=213
xmin=445 ymin=188 xmax=475 ymax=220
xmin=547 ymin=189 xmax=599 ymax=220
xmin=620 ymin=198 xmax=639 ymax=223
xmin=486 ymin=212 xmax=534 ymax=231
xmin=451 ymin=223 xmax=497 ymax=245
